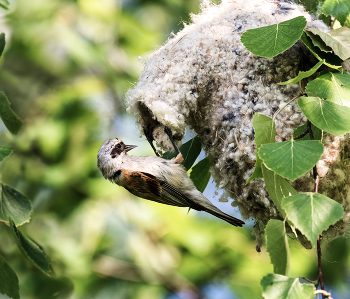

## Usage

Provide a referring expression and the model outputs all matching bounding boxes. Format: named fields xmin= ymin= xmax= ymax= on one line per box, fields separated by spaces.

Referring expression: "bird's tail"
xmin=205 ymin=208 xmax=245 ymax=227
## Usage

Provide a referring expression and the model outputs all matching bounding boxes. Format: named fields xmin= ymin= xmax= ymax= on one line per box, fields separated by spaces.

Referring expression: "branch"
xmin=317 ymin=235 xmax=326 ymax=299
xmin=294 ymin=127 xmax=308 ymax=140
xmin=307 ymin=119 xmax=324 ymax=297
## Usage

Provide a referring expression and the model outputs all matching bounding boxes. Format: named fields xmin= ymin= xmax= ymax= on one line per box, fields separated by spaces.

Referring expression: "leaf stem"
xmin=272 ymin=94 xmax=303 ymax=121
xmin=299 ymin=277 xmax=317 ymax=284
xmin=303 ymin=91 xmax=319 ymax=98
xmin=0 ymin=219 xmax=9 ymax=224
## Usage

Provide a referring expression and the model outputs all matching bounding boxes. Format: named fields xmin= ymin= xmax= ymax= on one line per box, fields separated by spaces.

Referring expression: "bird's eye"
xmin=117 ymin=144 xmax=121 ymax=148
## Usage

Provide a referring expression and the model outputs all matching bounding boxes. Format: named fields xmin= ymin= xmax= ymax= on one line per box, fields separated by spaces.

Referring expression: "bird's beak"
xmin=125 ymin=145 xmax=137 ymax=152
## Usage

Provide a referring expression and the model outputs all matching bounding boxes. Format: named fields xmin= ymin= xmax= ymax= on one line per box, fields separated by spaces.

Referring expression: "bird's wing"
xmin=158 ymin=180 xmax=203 ymax=210
xmin=122 ymin=170 xmax=202 ymax=210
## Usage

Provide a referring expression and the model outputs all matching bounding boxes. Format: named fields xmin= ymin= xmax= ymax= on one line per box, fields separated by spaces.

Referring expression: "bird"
xmin=97 ymin=138 xmax=245 ymax=227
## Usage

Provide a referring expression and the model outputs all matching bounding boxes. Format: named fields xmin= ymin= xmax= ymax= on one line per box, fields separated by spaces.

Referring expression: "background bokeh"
xmin=0 ymin=0 xmax=349 ymax=298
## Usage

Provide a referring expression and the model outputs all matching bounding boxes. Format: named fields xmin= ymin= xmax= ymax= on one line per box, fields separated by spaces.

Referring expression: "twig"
xmin=294 ymin=127 xmax=308 ymax=140
xmin=314 ymin=175 xmax=319 ymax=193
xmin=307 ymin=119 xmax=315 ymax=140
xmin=317 ymin=235 xmax=326 ymax=299
xmin=307 ymin=120 xmax=319 ymax=181
xmin=307 ymin=120 xmax=324 ymax=298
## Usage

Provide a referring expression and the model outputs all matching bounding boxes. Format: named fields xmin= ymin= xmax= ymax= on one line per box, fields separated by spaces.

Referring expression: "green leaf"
xmin=298 ymin=96 xmax=350 ymax=136
xmin=293 ymin=124 xmax=322 ymax=141
xmin=266 ymin=220 xmax=290 ymax=276
xmin=10 ymin=219 xmax=51 ymax=275
xmin=304 ymin=30 xmax=332 ymax=53
xmin=162 ymin=150 xmax=177 ymax=160
xmin=190 ymin=157 xmax=211 ymax=193
xmin=0 ymin=33 xmax=5 ymax=57
xmin=0 ymin=92 xmax=23 ymax=135
xmin=162 ymin=136 xmax=202 ymax=171
xmin=306 ymin=72 xmax=350 ymax=107
xmin=261 ymin=274 xmax=314 ymax=299
xmin=307 ymin=27 xmax=350 ymax=61
xmin=0 ymin=254 xmax=20 ymax=299
xmin=282 ymin=193 xmax=344 ymax=246
xmin=0 ymin=0 xmax=10 ymax=10
xmin=262 ymin=165 xmax=297 ymax=217
xmin=0 ymin=184 xmax=32 ymax=226
xmin=0 ymin=145 xmax=13 ymax=162
xmin=241 ymin=16 xmax=307 ymax=58
xmin=247 ymin=113 xmax=275 ymax=183
xmin=278 ymin=60 xmax=324 ymax=85
xmin=321 ymin=0 xmax=350 ymax=26
xmin=259 ymin=139 xmax=324 ymax=181
xmin=301 ymin=32 xmax=342 ymax=69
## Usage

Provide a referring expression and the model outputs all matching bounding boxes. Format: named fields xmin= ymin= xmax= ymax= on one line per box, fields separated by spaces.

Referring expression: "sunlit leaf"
xmin=259 ymin=139 xmax=324 ymax=181
xmin=298 ymin=97 xmax=350 ymax=136
xmin=241 ymin=16 xmax=307 ymax=58
xmin=266 ymin=220 xmax=289 ymax=276
xmin=10 ymin=219 xmax=51 ymax=275
xmin=247 ymin=113 xmax=275 ymax=183
xmin=0 ymin=184 xmax=32 ymax=226
xmin=0 ymin=145 xmax=13 ymax=163
xmin=321 ymin=0 xmax=350 ymax=26
xmin=0 ymin=92 xmax=23 ymax=135
xmin=301 ymin=32 xmax=342 ymax=69
xmin=307 ymin=27 xmax=350 ymax=61
xmin=282 ymin=193 xmax=344 ymax=246
xmin=306 ymin=72 xmax=350 ymax=107
xmin=279 ymin=60 xmax=324 ymax=85
xmin=0 ymin=254 xmax=20 ymax=299
xmin=262 ymin=165 xmax=297 ymax=217
xmin=293 ymin=124 xmax=322 ymax=141
xmin=261 ymin=274 xmax=314 ymax=299
xmin=190 ymin=157 xmax=211 ymax=193
xmin=0 ymin=0 xmax=9 ymax=10
xmin=0 ymin=33 xmax=5 ymax=57
xmin=162 ymin=136 xmax=202 ymax=171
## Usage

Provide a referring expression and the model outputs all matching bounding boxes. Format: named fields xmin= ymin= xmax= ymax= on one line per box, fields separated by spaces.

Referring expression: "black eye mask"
xmin=110 ymin=143 xmax=124 ymax=158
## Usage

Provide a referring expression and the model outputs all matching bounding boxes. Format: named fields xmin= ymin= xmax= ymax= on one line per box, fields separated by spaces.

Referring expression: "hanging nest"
xmin=125 ymin=0 xmax=350 ymax=248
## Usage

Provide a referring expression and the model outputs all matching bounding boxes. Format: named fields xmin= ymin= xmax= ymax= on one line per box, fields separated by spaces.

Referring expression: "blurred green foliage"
xmin=0 ymin=0 xmax=349 ymax=298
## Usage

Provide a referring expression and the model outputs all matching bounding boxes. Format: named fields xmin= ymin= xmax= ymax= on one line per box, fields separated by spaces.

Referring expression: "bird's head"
xmin=97 ymin=138 xmax=137 ymax=178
